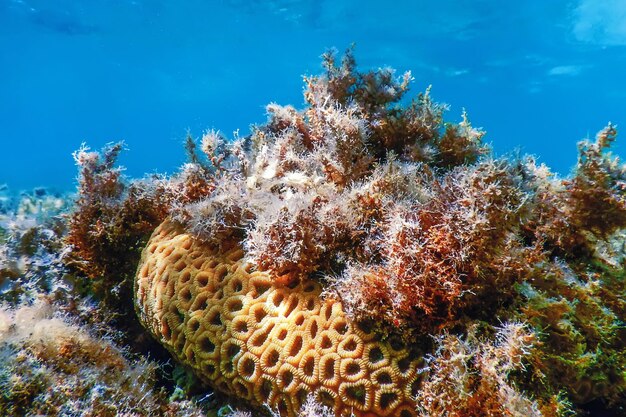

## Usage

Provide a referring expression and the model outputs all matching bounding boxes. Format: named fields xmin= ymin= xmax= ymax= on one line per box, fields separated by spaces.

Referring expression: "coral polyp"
xmin=135 ymin=219 xmax=423 ymax=417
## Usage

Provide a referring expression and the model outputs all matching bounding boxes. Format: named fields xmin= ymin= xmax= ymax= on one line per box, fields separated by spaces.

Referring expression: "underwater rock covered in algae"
xmin=0 ymin=189 xmax=210 ymax=416
xmin=0 ymin=188 xmax=69 ymax=304
xmin=67 ymin=48 xmax=625 ymax=416
xmin=0 ymin=301 xmax=205 ymax=417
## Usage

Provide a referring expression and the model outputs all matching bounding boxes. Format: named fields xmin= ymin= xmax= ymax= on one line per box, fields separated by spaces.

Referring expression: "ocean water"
xmin=1 ymin=0 xmax=626 ymax=191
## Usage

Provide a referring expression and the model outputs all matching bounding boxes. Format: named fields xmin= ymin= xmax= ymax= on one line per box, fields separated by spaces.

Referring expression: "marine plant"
xmin=0 ymin=301 xmax=205 ymax=417
xmin=63 ymin=141 xmax=219 ymax=348
xmin=66 ymin=47 xmax=625 ymax=416
xmin=0 ymin=188 xmax=216 ymax=416
xmin=0 ymin=188 xmax=70 ymax=305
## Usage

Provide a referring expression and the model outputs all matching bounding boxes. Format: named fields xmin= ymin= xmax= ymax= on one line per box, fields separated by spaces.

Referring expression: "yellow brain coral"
xmin=135 ymin=220 xmax=424 ymax=417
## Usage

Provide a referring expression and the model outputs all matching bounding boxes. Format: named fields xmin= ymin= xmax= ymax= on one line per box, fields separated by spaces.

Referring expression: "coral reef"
xmin=55 ymin=48 xmax=626 ymax=416
xmin=136 ymin=220 xmax=424 ymax=417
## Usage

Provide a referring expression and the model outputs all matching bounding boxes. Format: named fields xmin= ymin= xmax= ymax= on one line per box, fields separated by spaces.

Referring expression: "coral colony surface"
xmin=1 ymin=49 xmax=625 ymax=417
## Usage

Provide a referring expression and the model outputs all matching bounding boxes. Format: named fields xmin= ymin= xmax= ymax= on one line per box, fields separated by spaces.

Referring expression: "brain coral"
xmin=135 ymin=219 xmax=424 ymax=417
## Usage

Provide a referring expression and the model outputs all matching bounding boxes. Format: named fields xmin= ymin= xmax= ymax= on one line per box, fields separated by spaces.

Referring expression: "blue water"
xmin=1 ymin=0 xmax=626 ymax=191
